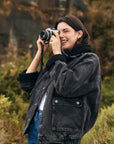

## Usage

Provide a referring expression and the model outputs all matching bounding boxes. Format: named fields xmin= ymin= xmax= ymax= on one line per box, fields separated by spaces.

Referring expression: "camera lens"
xmin=40 ymin=31 xmax=48 ymax=41
xmin=40 ymin=28 xmax=58 ymax=43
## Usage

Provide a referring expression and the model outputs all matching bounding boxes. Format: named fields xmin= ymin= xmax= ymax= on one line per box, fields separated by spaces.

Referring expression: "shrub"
xmin=101 ymin=76 xmax=114 ymax=107
xmin=81 ymin=104 xmax=114 ymax=144
xmin=0 ymin=53 xmax=31 ymax=102
xmin=0 ymin=94 xmax=28 ymax=144
xmin=0 ymin=94 xmax=11 ymax=118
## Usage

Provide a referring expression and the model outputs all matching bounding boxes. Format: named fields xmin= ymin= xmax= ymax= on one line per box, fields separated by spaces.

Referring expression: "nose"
xmin=59 ymin=31 xmax=64 ymax=38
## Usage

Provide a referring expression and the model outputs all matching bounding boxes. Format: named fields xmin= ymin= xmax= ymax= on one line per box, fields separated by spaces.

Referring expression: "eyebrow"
xmin=62 ymin=28 xmax=69 ymax=31
xmin=58 ymin=28 xmax=69 ymax=33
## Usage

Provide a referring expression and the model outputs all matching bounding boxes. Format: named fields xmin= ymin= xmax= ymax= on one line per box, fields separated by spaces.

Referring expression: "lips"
xmin=61 ymin=40 xmax=67 ymax=44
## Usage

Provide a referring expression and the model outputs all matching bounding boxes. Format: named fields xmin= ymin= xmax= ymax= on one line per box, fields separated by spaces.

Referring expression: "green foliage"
xmin=0 ymin=50 xmax=31 ymax=143
xmin=0 ymin=53 xmax=31 ymax=102
xmin=0 ymin=49 xmax=34 ymax=143
xmin=101 ymin=77 xmax=114 ymax=107
xmin=81 ymin=104 xmax=114 ymax=144
xmin=0 ymin=94 xmax=11 ymax=117
xmin=0 ymin=94 xmax=28 ymax=144
xmin=85 ymin=0 xmax=114 ymax=77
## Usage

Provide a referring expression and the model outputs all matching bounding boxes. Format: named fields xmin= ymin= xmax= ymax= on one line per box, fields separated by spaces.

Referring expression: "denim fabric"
xmin=18 ymin=52 xmax=101 ymax=142
xmin=27 ymin=109 xmax=42 ymax=144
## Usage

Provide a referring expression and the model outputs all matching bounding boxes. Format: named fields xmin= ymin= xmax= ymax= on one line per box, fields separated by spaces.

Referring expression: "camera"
xmin=40 ymin=28 xmax=59 ymax=44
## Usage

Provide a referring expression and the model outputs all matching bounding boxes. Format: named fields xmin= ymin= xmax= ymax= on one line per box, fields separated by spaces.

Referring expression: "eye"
xmin=63 ymin=30 xmax=68 ymax=34
xmin=64 ymin=30 xmax=68 ymax=32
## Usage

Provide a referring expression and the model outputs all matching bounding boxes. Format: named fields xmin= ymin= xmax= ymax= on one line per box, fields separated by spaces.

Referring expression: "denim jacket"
xmin=17 ymin=45 xmax=101 ymax=143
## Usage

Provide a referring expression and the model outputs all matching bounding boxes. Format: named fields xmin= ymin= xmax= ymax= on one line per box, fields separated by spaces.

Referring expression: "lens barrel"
xmin=40 ymin=28 xmax=58 ymax=43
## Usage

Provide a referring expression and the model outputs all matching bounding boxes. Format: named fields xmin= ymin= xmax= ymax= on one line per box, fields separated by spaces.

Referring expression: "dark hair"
xmin=55 ymin=15 xmax=90 ymax=45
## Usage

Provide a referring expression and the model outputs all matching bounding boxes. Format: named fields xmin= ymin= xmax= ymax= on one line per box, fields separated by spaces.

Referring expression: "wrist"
xmin=53 ymin=51 xmax=62 ymax=55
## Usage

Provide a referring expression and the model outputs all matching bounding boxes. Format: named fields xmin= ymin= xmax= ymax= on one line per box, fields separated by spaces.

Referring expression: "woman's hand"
xmin=49 ymin=31 xmax=62 ymax=55
xmin=26 ymin=36 xmax=48 ymax=73
xmin=36 ymin=36 xmax=49 ymax=55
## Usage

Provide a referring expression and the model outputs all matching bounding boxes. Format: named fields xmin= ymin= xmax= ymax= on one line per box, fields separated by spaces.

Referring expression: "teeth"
xmin=62 ymin=41 xmax=66 ymax=44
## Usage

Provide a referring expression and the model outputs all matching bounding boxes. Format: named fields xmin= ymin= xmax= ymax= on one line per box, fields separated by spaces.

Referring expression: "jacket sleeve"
xmin=46 ymin=54 xmax=99 ymax=97
xmin=17 ymin=70 xmax=39 ymax=93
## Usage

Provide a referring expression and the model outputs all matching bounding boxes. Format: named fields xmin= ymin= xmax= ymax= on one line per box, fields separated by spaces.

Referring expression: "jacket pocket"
xmin=52 ymin=96 xmax=84 ymax=132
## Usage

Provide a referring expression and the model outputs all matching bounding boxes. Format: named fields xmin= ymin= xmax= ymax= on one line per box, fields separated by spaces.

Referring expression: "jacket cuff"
xmin=46 ymin=54 xmax=67 ymax=70
xmin=17 ymin=70 xmax=39 ymax=82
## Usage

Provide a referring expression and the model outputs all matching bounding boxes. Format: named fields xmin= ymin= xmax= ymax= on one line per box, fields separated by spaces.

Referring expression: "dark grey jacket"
xmin=18 ymin=45 xmax=101 ymax=144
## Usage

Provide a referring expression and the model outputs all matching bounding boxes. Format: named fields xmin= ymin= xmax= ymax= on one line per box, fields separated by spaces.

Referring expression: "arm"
xmin=47 ymin=31 xmax=99 ymax=97
xmin=17 ymin=37 xmax=49 ymax=93
xmin=46 ymin=53 xmax=99 ymax=97
xmin=26 ymin=37 xmax=48 ymax=73
xmin=17 ymin=70 xmax=39 ymax=93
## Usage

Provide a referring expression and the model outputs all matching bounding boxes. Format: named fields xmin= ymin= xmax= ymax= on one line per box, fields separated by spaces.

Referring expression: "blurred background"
xmin=0 ymin=0 xmax=114 ymax=144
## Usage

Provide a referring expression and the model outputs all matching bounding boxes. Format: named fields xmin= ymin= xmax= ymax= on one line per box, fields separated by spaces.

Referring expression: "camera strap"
xmin=40 ymin=43 xmax=44 ymax=71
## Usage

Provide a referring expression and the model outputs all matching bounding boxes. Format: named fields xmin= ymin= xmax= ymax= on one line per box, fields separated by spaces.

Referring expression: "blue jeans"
xmin=27 ymin=109 xmax=42 ymax=144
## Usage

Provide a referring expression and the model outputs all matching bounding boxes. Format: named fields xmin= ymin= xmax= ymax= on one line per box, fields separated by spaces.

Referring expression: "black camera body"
xmin=40 ymin=28 xmax=59 ymax=44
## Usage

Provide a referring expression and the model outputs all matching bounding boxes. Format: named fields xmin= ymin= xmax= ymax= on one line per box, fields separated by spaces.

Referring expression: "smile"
xmin=61 ymin=41 xmax=67 ymax=44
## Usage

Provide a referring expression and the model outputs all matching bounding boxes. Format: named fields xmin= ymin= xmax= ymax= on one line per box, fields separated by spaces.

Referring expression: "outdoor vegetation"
xmin=0 ymin=0 xmax=114 ymax=144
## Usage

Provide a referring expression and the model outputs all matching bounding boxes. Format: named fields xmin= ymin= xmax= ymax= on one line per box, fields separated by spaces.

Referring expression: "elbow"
xmin=20 ymin=83 xmax=33 ymax=93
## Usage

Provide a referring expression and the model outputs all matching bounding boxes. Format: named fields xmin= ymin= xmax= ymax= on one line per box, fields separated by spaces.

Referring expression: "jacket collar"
xmin=61 ymin=44 xmax=93 ymax=61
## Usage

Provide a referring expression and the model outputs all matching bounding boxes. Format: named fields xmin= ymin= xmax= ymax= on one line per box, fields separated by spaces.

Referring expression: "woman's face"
xmin=57 ymin=22 xmax=82 ymax=50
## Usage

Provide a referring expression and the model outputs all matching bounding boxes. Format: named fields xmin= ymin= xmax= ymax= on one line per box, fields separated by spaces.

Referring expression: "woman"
xmin=17 ymin=15 xmax=101 ymax=144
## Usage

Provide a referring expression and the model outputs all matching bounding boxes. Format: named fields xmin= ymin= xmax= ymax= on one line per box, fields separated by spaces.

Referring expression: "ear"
xmin=77 ymin=30 xmax=83 ymax=39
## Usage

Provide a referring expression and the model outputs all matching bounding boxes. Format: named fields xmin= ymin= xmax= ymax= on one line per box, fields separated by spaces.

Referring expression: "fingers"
xmin=52 ymin=30 xmax=59 ymax=38
xmin=37 ymin=37 xmax=45 ymax=45
xmin=49 ymin=31 xmax=61 ymax=55
xmin=50 ymin=35 xmax=56 ymax=42
xmin=50 ymin=31 xmax=60 ymax=42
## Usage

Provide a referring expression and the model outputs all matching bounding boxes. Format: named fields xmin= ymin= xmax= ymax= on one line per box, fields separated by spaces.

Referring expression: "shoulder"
xmin=69 ymin=52 xmax=100 ymax=71
xmin=80 ymin=52 xmax=100 ymax=64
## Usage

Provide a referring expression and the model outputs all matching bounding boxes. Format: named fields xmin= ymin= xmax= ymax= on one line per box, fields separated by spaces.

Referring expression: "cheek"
xmin=70 ymin=36 xmax=77 ymax=45
xmin=73 ymin=34 xmax=78 ymax=41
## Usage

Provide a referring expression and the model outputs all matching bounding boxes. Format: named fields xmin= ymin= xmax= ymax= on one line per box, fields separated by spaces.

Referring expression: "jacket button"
xmin=34 ymin=103 xmax=37 ymax=106
xmin=55 ymin=99 xmax=59 ymax=103
xmin=28 ymin=118 xmax=30 ymax=121
xmin=76 ymin=101 xmax=80 ymax=105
